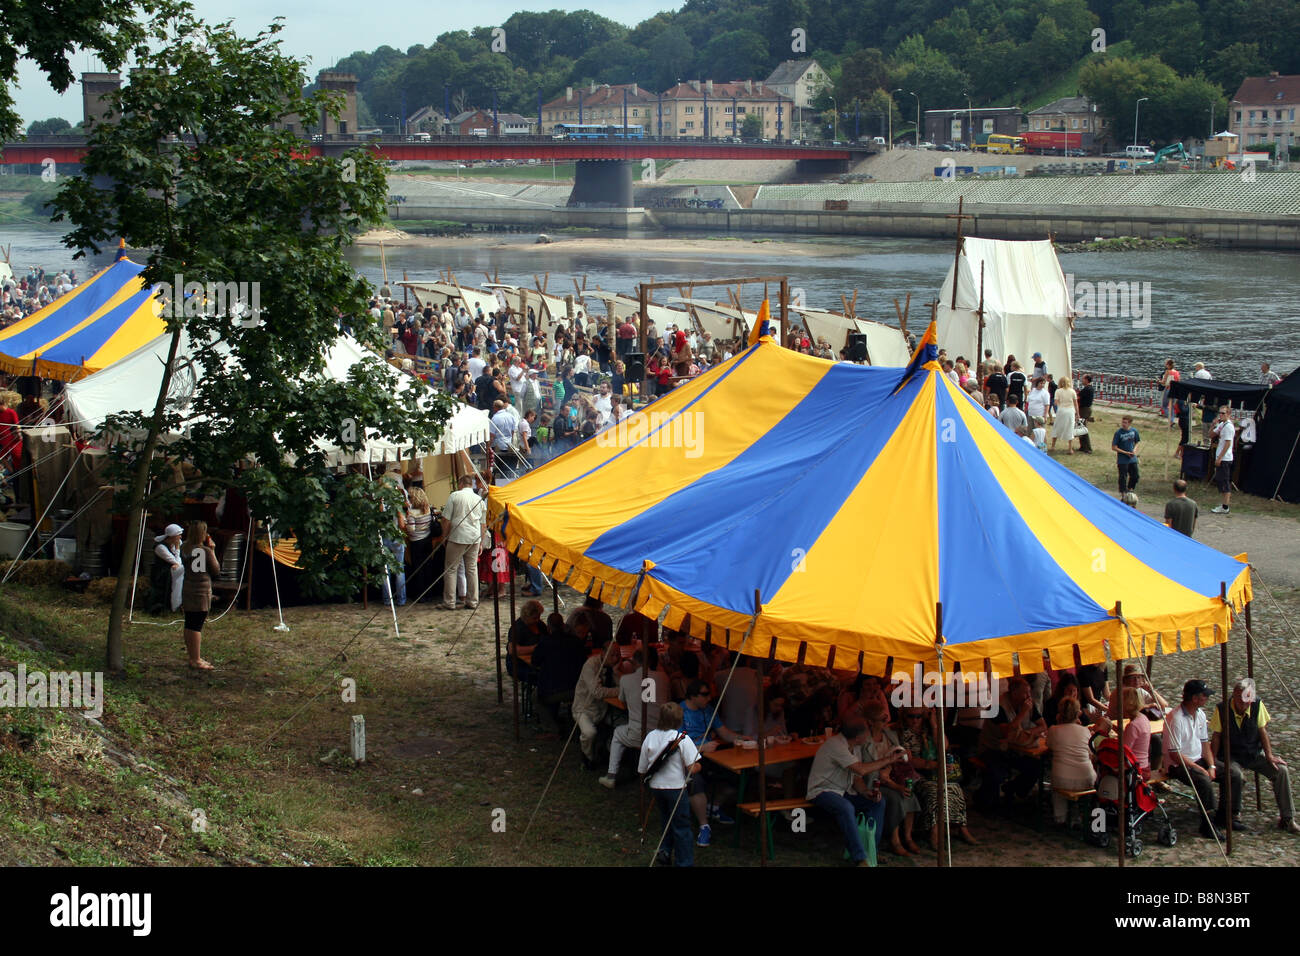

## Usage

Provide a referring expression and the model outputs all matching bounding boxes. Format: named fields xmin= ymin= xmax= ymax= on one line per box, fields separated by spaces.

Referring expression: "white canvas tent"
xmin=795 ymin=308 xmax=911 ymax=366
xmin=935 ymin=237 xmax=1073 ymax=379
xmin=63 ymin=331 xmax=490 ymax=463
xmin=402 ymin=280 xmax=502 ymax=317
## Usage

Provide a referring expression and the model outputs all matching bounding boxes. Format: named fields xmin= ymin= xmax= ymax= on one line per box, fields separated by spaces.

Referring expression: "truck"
xmin=1019 ymin=129 xmax=1085 ymax=154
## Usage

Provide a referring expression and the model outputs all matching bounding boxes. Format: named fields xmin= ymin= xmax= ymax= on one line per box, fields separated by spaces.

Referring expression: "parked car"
xmin=918 ymin=141 xmax=936 ymax=150
xmin=955 ymin=143 xmax=971 ymax=152
xmin=1125 ymin=145 xmax=1155 ymax=159
xmin=936 ymin=143 xmax=954 ymax=151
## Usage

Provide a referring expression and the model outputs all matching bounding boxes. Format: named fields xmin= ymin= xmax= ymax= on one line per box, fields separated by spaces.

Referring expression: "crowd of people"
xmin=505 ymin=592 xmax=1300 ymax=866
xmin=0 ymin=265 xmax=80 ymax=326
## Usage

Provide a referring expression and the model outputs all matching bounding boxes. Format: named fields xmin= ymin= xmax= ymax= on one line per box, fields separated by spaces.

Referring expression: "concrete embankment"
xmin=389 ymin=202 xmax=1300 ymax=248
xmin=385 ymin=171 xmax=1300 ymax=249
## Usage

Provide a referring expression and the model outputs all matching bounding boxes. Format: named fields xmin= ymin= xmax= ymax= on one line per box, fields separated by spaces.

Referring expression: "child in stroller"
xmin=1087 ymin=737 xmax=1176 ymax=857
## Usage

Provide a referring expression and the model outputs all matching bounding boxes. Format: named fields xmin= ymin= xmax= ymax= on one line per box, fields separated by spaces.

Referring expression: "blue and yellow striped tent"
xmin=0 ymin=244 xmax=165 ymax=381
xmin=488 ymin=324 xmax=1250 ymax=676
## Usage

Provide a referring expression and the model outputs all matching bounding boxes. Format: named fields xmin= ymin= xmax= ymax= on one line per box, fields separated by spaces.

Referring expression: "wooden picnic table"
xmin=703 ymin=739 xmax=822 ymax=773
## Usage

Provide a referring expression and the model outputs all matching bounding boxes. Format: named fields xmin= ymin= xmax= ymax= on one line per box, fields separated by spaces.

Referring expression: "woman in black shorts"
xmin=181 ymin=520 xmax=220 ymax=671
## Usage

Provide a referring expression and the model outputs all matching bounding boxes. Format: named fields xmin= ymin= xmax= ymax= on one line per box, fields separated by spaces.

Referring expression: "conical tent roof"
xmin=488 ymin=330 xmax=1250 ymax=675
xmin=0 ymin=247 xmax=165 ymax=381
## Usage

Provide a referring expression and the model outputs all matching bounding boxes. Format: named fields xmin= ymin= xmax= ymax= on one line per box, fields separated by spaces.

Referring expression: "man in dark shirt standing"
xmin=1111 ymin=415 xmax=1141 ymax=498
xmin=1006 ymin=362 xmax=1028 ymax=408
xmin=985 ymin=367 xmax=1008 ymax=407
xmin=1164 ymin=479 xmax=1199 ymax=537
xmin=1077 ymin=375 xmax=1095 ymax=422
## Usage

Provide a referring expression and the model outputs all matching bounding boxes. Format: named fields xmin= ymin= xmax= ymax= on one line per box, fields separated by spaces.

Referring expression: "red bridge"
xmin=3 ymin=135 xmax=872 ymax=205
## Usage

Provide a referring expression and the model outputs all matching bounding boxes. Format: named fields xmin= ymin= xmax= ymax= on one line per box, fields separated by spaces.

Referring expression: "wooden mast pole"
xmin=1220 ymin=582 xmax=1233 ymax=855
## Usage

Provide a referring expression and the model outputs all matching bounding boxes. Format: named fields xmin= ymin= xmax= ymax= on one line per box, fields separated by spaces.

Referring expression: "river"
xmin=5 ymin=223 xmax=1298 ymax=382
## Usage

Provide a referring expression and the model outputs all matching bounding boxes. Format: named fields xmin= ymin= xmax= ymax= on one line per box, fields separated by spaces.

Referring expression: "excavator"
xmin=1139 ymin=142 xmax=1190 ymax=167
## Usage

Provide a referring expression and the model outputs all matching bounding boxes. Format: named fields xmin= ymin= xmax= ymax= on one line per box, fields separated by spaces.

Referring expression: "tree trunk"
xmin=106 ymin=323 xmax=184 ymax=672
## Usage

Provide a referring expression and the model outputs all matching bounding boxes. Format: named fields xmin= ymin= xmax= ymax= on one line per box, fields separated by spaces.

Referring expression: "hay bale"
xmin=8 ymin=559 xmax=71 ymax=588
xmin=85 ymin=576 xmax=150 ymax=604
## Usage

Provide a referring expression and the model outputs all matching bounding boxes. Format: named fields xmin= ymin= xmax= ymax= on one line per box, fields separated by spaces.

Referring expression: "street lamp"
xmin=828 ymin=94 xmax=838 ymax=142
xmin=1059 ymin=113 xmax=1067 ymax=155
xmin=1132 ymin=96 xmax=1148 ymax=149
xmin=890 ymin=88 xmax=903 ymax=149
xmin=907 ymin=90 xmax=920 ymax=148
xmin=962 ymin=90 xmax=973 ymax=148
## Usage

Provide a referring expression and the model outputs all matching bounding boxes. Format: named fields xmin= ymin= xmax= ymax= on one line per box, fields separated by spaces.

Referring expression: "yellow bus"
xmin=977 ymin=134 xmax=1026 ymax=154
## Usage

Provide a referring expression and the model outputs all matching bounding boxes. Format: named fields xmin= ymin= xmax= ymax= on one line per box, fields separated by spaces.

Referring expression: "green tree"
xmin=52 ymin=8 xmax=449 ymax=670
xmin=1131 ymin=1 xmax=1203 ymax=75
xmin=25 ymin=117 xmax=73 ymax=136
xmin=698 ymin=29 xmax=770 ymax=82
xmin=836 ymin=47 xmax=888 ymax=105
xmin=1205 ymin=42 xmax=1267 ymax=95
xmin=0 ymin=0 xmax=157 ymax=141
xmin=741 ymin=112 xmax=764 ymax=138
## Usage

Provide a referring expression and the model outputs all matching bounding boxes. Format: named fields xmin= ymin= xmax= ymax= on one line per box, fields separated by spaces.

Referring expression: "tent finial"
xmin=116 ymin=238 xmax=127 ymax=261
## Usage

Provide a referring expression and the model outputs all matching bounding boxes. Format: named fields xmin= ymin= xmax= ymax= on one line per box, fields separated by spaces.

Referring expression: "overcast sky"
xmin=14 ymin=0 xmax=677 ymax=125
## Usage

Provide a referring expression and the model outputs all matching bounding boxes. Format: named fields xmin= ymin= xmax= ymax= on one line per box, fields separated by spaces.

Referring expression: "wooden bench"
xmin=1052 ymin=787 xmax=1097 ymax=829
xmin=736 ymin=798 xmax=813 ymax=861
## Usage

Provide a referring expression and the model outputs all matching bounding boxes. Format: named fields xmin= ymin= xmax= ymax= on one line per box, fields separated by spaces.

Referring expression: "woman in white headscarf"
xmin=151 ymin=523 xmax=185 ymax=614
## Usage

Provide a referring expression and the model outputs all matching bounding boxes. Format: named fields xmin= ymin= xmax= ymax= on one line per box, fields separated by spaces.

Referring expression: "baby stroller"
xmin=1086 ymin=739 xmax=1176 ymax=857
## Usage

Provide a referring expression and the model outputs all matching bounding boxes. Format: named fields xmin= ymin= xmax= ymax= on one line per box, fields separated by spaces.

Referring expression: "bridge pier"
xmin=794 ymin=157 xmax=851 ymax=178
xmin=568 ymin=159 xmax=634 ymax=207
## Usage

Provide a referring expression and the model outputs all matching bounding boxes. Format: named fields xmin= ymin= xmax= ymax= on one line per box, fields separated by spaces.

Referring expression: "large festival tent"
xmin=0 ymin=245 xmax=165 ymax=381
xmin=936 ymin=237 xmax=1073 ymax=379
xmin=489 ymin=326 xmax=1250 ymax=678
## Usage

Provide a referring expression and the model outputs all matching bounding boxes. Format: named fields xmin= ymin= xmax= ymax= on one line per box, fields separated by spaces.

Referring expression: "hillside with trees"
xmin=333 ymin=0 xmax=1298 ymax=143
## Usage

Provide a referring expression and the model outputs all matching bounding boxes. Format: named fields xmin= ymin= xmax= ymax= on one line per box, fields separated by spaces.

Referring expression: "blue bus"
xmin=553 ymin=123 xmax=644 ymax=140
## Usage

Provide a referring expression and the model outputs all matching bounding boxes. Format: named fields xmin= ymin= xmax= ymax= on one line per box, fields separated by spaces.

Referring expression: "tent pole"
xmin=975 ymin=262 xmax=985 ymax=382
xmin=510 ymin=564 xmax=520 ymax=739
xmin=946 ymin=197 xmax=972 ymax=312
xmin=935 ymin=602 xmax=949 ymax=869
xmin=1220 ymin=581 xmax=1232 ymax=855
xmin=1246 ymin=598 xmax=1260 ymax=810
xmin=779 ymin=278 xmax=789 ymax=347
xmin=493 ymin=537 xmax=502 ymax=704
xmin=752 ymin=590 xmax=768 ymax=865
xmin=1115 ymin=651 xmax=1126 ymax=868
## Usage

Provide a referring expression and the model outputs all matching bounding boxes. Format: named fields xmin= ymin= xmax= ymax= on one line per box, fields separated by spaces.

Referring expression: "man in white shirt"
xmin=572 ymin=350 xmax=592 ymax=385
xmin=600 ymin=648 xmax=669 ymax=790
xmin=592 ymin=382 xmax=613 ymax=425
xmin=439 ymin=475 xmax=486 ymax=610
xmin=467 ymin=348 xmax=486 ymax=381
xmin=1163 ymin=679 xmax=1224 ymax=839
xmin=1193 ymin=362 xmax=1212 ymax=380
xmin=490 ymin=402 xmax=519 ymax=454
xmin=507 ymin=356 xmax=527 ymax=406
xmin=1210 ymin=406 xmax=1235 ymax=514
xmin=1260 ymin=363 xmax=1281 ymax=387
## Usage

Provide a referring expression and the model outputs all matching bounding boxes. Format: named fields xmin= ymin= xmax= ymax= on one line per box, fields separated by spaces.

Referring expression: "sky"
xmin=13 ymin=0 xmax=678 ymax=126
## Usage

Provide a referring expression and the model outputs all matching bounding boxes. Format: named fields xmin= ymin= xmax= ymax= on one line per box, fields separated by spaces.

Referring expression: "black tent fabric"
xmin=1169 ymin=377 xmax=1269 ymax=409
xmin=1244 ymin=370 xmax=1300 ymax=503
